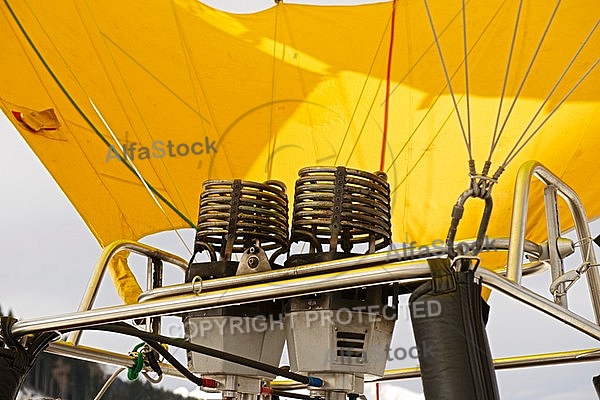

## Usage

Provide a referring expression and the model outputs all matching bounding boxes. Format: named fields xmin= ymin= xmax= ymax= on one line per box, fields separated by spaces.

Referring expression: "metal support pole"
xmin=67 ymin=240 xmax=188 ymax=345
xmin=369 ymin=348 xmax=600 ymax=382
xmin=544 ymin=185 xmax=568 ymax=308
xmin=11 ymin=258 xmax=600 ymax=340
xmin=506 ymin=161 xmax=600 ymax=322
xmin=478 ymin=268 xmax=600 ymax=340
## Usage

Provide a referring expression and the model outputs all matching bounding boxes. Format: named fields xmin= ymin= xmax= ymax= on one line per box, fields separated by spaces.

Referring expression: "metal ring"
xmin=469 ymin=174 xmax=498 ymax=184
xmin=450 ymin=255 xmax=481 ymax=271
xmin=191 ymin=275 xmax=203 ymax=295
xmin=50 ymin=330 xmax=63 ymax=343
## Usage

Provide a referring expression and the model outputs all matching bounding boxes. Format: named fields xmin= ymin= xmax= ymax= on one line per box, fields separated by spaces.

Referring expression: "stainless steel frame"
xmin=369 ymin=348 xmax=600 ymax=382
xmin=507 ymin=161 xmax=600 ymax=322
xmin=66 ymin=240 xmax=188 ymax=345
xmin=6 ymin=160 xmax=600 ymax=390
xmin=11 ymin=253 xmax=600 ymax=339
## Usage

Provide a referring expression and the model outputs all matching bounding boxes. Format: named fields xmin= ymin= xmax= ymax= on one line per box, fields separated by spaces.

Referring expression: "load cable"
xmin=79 ymin=322 xmax=324 ymax=388
xmin=379 ymin=0 xmax=398 ymax=171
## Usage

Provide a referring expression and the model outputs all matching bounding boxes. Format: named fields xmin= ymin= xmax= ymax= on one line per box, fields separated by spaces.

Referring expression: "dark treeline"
xmin=23 ymin=352 xmax=188 ymax=400
xmin=1 ymin=306 xmax=188 ymax=400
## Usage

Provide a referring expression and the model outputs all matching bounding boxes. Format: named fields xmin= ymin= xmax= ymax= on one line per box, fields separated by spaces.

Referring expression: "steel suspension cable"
xmin=487 ymin=0 xmax=524 ymax=166
xmin=385 ymin=0 xmax=509 ymax=175
xmin=461 ymin=0 xmax=472 ymax=161
xmin=501 ymin=57 xmax=600 ymax=168
xmin=422 ymin=0 xmax=472 ymax=160
xmin=499 ymin=21 xmax=599 ymax=169
xmin=490 ymin=0 xmax=562 ymax=163
xmin=267 ymin=3 xmax=281 ymax=180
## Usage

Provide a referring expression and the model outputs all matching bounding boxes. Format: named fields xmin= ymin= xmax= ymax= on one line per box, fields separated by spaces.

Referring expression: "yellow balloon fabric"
xmin=0 ymin=0 xmax=598 ymax=255
xmin=107 ymin=251 xmax=142 ymax=305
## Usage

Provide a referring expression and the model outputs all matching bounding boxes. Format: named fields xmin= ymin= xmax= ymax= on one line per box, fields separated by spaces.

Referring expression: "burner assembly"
xmin=284 ymin=167 xmax=396 ymax=400
xmin=184 ymin=167 xmax=396 ymax=400
xmin=288 ymin=167 xmax=392 ymax=264
xmin=184 ymin=179 xmax=289 ymax=400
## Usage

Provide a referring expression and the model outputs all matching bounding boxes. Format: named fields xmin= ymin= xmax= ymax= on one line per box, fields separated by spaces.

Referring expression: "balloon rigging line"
xmin=90 ymin=99 xmax=193 ymax=254
xmin=78 ymin=2 xmax=197 ymax=236
xmin=2 ymin=0 xmax=196 ymax=232
xmin=346 ymin=79 xmax=384 ymax=165
xmin=384 ymin=0 xmax=507 ymax=175
xmin=267 ymin=3 xmax=280 ymax=181
xmin=389 ymin=94 xmax=465 ymax=196
xmin=490 ymin=0 xmax=562 ymax=162
xmin=167 ymin=5 xmax=231 ymax=219
xmin=97 ymin=34 xmax=210 ymax=124
xmin=422 ymin=0 xmax=471 ymax=160
xmin=335 ymin=10 xmax=391 ymax=165
xmin=279 ymin=8 xmax=317 ymax=158
xmin=169 ymin=9 xmax=237 ymax=181
xmin=380 ymin=0 xmax=398 ymax=171
xmin=461 ymin=0 xmax=472 ymax=160
xmin=499 ymin=20 xmax=599 ymax=169
xmin=19 ymin=0 xmax=191 ymax=236
xmin=385 ymin=0 xmax=472 ymax=104
xmin=487 ymin=0 xmax=524 ymax=164
xmin=5 ymin=1 xmax=138 ymax=241
xmin=501 ymin=57 xmax=600 ymax=168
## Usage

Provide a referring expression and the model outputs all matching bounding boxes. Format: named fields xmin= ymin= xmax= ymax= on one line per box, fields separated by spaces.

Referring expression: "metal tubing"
xmin=507 ymin=161 xmax=537 ymax=283
xmin=543 ymin=185 xmax=568 ymax=308
xmin=507 ymin=161 xmax=600 ymax=322
xmin=477 ymin=268 xmax=600 ymax=340
xmin=67 ymin=240 xmax=188 ymax=345
xmin=47 ymin=340 xmax=600 ymax=385
xmin=46 ymin=341 xmax=182 ymax=378
xmin=138 ymin=238 xmax=543 ymax=303
xmin=11 ymin=260 xmax=432 ymax=337
xmin=12 ymin=257 xmax=600 ymax=341
xmin=371 ymin=348 xmax=600 ymax=382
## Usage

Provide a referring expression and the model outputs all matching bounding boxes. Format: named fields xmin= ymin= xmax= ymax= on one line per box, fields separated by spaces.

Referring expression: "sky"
xmin=1 ymin=0 xmax=600 ymax=399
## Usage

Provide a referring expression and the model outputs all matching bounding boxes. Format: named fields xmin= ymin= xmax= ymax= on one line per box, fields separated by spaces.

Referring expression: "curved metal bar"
xmin=138 ymin=238 xmax=543 ymax=303
xmin=13 ymin=252 xmax=600 ymax=341
xmin=477 ymin=268 xmax=600 ymax=340
xmin=369 ymin=348 xmax=600 ymax=382
xmin=67 ymin=240 xmax=188 ymax=345
xmin=507 ymin=161 xmax=600 ymax=322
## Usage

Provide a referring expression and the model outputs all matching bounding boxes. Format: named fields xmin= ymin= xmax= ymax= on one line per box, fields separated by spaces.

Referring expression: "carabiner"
xmin=446 ymin=189 xmax=494 ymax=259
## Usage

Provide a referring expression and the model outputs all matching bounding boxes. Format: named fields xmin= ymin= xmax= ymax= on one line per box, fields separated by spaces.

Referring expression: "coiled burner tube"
xmin=291 ymin=166 xmax=391 ymax=256
xmin=195 ymin=179 xmax=288 ymax=261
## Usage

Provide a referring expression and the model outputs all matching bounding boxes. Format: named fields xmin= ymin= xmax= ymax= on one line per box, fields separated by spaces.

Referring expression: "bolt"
xmin=248 ymin=255 xmax=260 ymax=268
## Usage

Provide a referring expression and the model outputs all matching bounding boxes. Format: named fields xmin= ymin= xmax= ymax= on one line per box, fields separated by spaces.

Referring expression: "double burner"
xmin=288 ymin=166 xmax=391 ymax=266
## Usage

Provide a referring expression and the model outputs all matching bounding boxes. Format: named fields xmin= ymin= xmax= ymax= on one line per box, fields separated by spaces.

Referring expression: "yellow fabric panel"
xmin=107 ymin=251 xmax=142 ymax=305
xmin=0 ymin=0 xmax=598 ymax=255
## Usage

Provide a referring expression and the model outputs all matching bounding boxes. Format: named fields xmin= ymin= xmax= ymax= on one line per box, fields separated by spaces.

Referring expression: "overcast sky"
xmin=2 ymin=1 xmax=600 ymax=399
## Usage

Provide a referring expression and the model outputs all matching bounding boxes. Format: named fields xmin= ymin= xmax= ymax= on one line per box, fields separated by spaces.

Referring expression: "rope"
xmin=380 ymin=0 xmax=397 ymax=171
xmin=126 ymin=342 xmax=146 ymax=381
xmin=2 ymin=0 xmax=196 ymax=230
xmin=93 ymin=367 xmax=126 ymax=400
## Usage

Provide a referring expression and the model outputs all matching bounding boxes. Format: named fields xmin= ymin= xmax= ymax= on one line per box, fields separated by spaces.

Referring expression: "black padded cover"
xmin=409 ymin=258 xmax=500 ymax=400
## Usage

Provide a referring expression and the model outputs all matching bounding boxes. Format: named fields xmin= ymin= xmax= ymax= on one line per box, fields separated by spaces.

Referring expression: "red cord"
xmin=380 ymin=0 xmax=397 ymax=172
